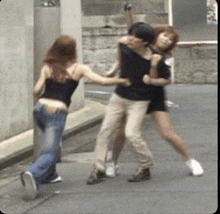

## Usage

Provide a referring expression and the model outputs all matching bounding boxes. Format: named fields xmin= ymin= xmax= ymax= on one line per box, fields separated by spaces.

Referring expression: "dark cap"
xmin=128 ymin=22 xmax=156 ymax=44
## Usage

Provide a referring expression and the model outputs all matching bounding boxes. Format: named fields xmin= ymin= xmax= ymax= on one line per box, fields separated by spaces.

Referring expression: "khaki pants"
xmin=94 ymin=93 xmax=154 ymax=172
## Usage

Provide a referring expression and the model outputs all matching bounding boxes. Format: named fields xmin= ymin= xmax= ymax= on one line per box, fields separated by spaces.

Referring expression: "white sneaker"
xmin=186 ymin=159 xmax=204 ymax=177
xmin=106 ymin=162 xmax=119 ymax=178
xmin=50 ymin=176 xmax=62 ymax=183
xmin=23 ymin=171 xmax=37 ymax=199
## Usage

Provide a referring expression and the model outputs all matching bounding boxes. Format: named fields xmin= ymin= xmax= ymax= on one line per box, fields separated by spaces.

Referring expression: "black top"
xmin=115 ymin=43 xmax=152 ymax=100
xmin=151 ymin=60 xmax=170 ymax=97
xmin=150 ymin=53 xmax=171 ymax=101
xmin=115 ymin=43 xmax=171 ymax=101
xmin=147 ymin=88 xmax=168 ymax=114
xmin=41 ymin=78 xmax=79 ymax=107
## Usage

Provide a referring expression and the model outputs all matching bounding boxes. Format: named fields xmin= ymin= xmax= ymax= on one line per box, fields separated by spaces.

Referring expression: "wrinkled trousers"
xmin=94 ymin=93 xmax=154 ymax=172
xmin=27 ymin=102 xmax=67 ymax=184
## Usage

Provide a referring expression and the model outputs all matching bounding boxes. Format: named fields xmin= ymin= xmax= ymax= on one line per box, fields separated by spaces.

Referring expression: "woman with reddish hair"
xmin=21 ymin=35 xmax=130 ymax=199
xmin=105 ymin=26 xmax=204 ymax=180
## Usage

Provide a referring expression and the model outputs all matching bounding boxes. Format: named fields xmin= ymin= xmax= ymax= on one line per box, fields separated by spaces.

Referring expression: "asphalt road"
xmin=0 ymin=84 xmax=218 ymax=214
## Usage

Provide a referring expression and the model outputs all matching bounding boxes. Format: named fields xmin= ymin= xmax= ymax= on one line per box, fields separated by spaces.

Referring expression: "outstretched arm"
xmin=82 ymin=65 xmax=130 ymax=87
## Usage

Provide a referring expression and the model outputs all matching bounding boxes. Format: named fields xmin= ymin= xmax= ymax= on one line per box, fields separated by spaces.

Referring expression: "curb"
xmin=0 ymin=99 xmax=106 ymax=170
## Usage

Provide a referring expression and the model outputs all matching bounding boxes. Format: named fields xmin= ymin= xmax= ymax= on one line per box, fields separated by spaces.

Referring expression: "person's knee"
xmin=97 ymin=126 xmax=114 ymax=140
xmin=162 ymin=131 xmax=174 ymax=142
xmin=125 ymin=130 xmax=139 ymax=142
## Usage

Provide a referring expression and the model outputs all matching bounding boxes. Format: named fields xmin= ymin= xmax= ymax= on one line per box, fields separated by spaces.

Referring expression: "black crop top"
xmin=115 ymin=43 xmax=152 ymax=100
xmin=41 ymin=79 xmax=79 ymax=107
xmin=150 ymin=49 xmax=171 ymax=101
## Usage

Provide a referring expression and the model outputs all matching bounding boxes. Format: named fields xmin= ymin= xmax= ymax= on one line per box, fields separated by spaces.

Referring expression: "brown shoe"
xmin=128 ymin=168 xmax=151 ymax=182
xmin=87 ymin=169 xmax=106 ymax=185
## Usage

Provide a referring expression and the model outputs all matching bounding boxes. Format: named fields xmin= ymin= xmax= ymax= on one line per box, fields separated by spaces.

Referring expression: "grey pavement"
xmin=0 ymin=84 xmax=218 ymax=214
xmin=0 ymin=99 xmax=106 ymax=170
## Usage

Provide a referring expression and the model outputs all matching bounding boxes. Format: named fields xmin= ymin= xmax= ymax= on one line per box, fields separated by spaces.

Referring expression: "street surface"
xmin=0 ymin=84 xmax=218 ymax=214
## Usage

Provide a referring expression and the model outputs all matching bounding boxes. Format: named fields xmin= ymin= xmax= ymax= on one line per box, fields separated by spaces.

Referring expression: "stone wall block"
xmin=82 ymin=16 xmax=107 ymax=28
xmin=124 ymin=0 xmax=167 ymax=14
xmin=192 ymin=72 xmax=206 ymax=84
xmin=174 ymin=45 xmax=217 ymax=84
xmin=81 ymin=0 xmax=167 ymax=16
xmin=144 ymin=13 xmax=168 ymax=25
xmin=192 ymin=60 xmax=217 ymax=73
xmin=83 ymin=34 xmax=121 ymax=50
xmin=93 ymin=63 xmax=113 ymax=75
xmin=83 ymin=50 xmax=95 ymax=64
xmin=174 ymin=60 xmax=193 ymax=83
xmin=81 ymin=0 xmax=123 ymax=16
xmin=113 ymin=27 xmax=128 ymax=36
xmin=206 ymin=72 xmax=218 ymax=84
xmin=82 ymin=27 xmax=100 ymax=36
xmin=95 ymin=36 xmax=119 ymax=49
xmin=174 ymin=46 xmax=192 ymax=60
xmin=94 ymin=49 xmax=118 ymax=64
xmin=111 ymin=16 xmax=127 ymax=26
xmin=84 ymin=63 xmax=113 ymax=83
xmin=82 ymin=37 xmax=93 ymax=50
xmin=98 ymin=27 xmax=126 ymax=36
xmin=83 ymin=26 xmax=126 ymax=37
xmin=192 ymin=45 xmax=218 ymax=59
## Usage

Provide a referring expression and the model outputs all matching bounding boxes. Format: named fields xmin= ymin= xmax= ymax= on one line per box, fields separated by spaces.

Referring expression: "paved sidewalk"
xmin=0 ymin=99 xmax=106 ymax=170
xmin=0 ymin=85 xmax=218 ymax=214
xmin=0 ymin=151 xmax=217 ymax=213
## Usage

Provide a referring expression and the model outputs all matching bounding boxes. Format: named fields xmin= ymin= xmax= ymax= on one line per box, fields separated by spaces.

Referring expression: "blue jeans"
xmin=27 ymin=102 xmax=67 ymax=184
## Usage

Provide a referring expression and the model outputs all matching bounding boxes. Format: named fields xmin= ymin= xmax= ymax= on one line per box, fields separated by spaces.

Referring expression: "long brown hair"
xmin=152 ymin=25 xmax=179 ymax=55
xmin=43 ymin=35 xmax=77 ymax=83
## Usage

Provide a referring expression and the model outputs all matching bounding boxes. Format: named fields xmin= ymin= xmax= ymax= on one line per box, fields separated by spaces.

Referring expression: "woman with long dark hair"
xmin=21 ymin=35 xmax=130 ymax=199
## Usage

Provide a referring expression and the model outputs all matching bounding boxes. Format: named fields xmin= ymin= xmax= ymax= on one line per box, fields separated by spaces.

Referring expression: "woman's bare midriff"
xmin=38 ymin=98 xmax=68 ymax=111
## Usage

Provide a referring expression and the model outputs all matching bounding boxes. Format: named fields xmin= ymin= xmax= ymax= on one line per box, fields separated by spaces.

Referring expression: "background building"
xmin=0 ymin=0 xmax=217 ymax=142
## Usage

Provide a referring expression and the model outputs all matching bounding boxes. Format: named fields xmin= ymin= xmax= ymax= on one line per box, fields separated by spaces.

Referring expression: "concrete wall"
xmin=81 ymin=0 xmax=169 ymax=27
xmin=81 ymin=0 xmax=218 ymax=84
xmin=81 ymin=0 xmax=169 ymax=82
xmin=0 ymin=0 xmax=84 ymax=142
xmin=0 ymin=0 xmax=217 ymax=142
xmin=0 ymin=0 xmax=34 ymax=142
xmin=82 ymin=27 xmax=126 ymax=79
xmin=82 ymin=27 xmax=218 ymax=84
xmin=174 ymin=43 xmax=218 ymax=84
xmin=34 ymin=0 xmax=84 ymax=113
xmin=61 ymin=0 xmax=84 ymax=113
